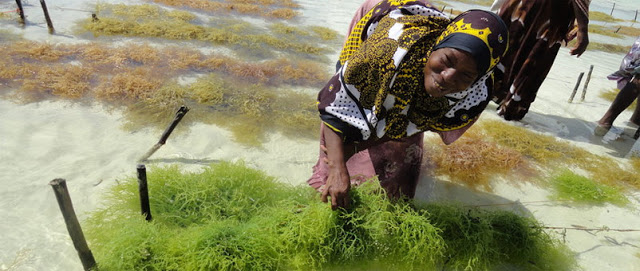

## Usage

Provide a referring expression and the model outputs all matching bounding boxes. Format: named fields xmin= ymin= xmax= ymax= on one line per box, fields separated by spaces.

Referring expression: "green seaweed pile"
xmin=550 ymin=169 xmax=629 ymax=206
xmin=85 ymin=162 xmax=577 ymax=270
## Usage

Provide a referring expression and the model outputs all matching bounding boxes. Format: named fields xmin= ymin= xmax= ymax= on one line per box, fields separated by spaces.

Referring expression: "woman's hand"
xmin=320 ymin=126 xmax=353 ymax=210
xmin=320 ymin=145 xmax=351 ymax=210
xmin=570 ymin=1 xmax=589 ymax=57
xmin=570 ymin=29 xmax=589 ymax=57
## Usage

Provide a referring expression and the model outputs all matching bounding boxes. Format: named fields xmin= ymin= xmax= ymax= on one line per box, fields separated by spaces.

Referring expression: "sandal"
xmin=594 ymin=123 xmax=611 ymax=137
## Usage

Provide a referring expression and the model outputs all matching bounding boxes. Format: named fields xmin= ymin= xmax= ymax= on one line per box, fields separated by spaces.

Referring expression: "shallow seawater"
xmin=0 ymin=1 xmax=639 ymax=271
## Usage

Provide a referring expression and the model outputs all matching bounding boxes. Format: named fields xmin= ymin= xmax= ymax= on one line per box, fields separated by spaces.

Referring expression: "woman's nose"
xmin=441 ymin=68 xmax=456 ymax=82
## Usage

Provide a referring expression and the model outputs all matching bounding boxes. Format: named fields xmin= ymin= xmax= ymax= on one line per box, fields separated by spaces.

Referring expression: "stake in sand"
xmin=138 ymin=105 xmax=190 ymax=162
xmin=15 ymin=0 xmax=25 ymax=25
xmin=568 ymin=72 xmax=584 ymax=103
xmin=50 ymin=178 xmax=96 ymax=271
xmin=580 ymin=65 xmax=594 ymax=102
xmin=137 ymin=164 xmax=152 ymax=221
xmin=39 ymin=0 xmax=54 ymax=34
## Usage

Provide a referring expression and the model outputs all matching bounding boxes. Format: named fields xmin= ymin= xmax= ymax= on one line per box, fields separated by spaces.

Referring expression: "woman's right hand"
xmin=320 ymin=145 xmax=351 ymax=210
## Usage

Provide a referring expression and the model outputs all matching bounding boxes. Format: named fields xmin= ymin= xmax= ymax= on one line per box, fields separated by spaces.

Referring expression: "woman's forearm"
xmin=323 ymin=126 xmax=347 ymax=167
xmin=321 ymin=125 xmax=352 ymax=209
xmin=570 ymin=0 xmax=589 ymax=56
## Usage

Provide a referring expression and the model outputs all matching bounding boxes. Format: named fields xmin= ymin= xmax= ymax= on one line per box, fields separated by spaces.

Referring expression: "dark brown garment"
xmin=493 ymin=0 xmax=589 ymax=121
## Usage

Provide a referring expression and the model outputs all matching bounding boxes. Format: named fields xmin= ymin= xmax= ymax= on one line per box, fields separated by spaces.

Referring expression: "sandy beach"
xmin=1 ymin=0 xmax=639 ymax=270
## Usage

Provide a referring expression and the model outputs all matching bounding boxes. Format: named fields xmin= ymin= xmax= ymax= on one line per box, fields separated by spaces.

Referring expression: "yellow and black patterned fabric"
xmin=319 ymin=4 xmax=508 ymax=142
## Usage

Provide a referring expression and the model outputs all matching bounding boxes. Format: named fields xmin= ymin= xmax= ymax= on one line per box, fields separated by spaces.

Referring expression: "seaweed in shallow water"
xmin=550 ymin=169 xmax=629 ymax=206
xmin=425 ymin=128 xmax=529 ymax=190
xmin=85 ymin=162 xmax=577 ymax=270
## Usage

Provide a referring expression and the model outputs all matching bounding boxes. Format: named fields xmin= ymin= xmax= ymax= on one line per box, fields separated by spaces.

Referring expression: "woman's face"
xmin=423 ymin=48 xmax=478 ymax=98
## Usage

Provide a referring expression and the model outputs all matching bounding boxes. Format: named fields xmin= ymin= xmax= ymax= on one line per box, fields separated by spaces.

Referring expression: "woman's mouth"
xmin=434 ymin=79 xmax=447 ymax=93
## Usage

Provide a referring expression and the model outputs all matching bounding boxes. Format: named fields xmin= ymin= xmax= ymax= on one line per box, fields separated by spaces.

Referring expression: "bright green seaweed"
xmin=85 ymin=162 xmax=577 ymax=270
xmin=550 ymin=170 xmax=629 ymax=206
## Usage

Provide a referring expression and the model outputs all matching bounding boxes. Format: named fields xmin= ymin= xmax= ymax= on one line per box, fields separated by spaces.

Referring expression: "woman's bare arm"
xmin=320 ymin=125 xmax=352 ymax=210
xmin=570 ymin=0 xmax=589 ymax=56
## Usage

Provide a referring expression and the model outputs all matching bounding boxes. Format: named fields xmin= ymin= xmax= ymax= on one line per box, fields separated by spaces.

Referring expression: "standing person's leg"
xmin=596 ymin=76 xmax=640 ymax=135
xmin=628 ymin=77 xmax=640 ymax=126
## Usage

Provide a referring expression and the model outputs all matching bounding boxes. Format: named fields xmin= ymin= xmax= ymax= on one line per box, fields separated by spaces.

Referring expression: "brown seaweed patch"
xmin=310 ymin=26 xmax=340 ymax=41
xmin=270 ymin=22 xmax=310 ymax=37
xmin=589 ymin=11 xmax=623 ymax=23
xmin=226 ymin=0 xmax=300 ymax=9
xmin=0 ymin=40 xmax=323 ymax=145
xmin=478 ymin=119 xmax=640 ymax=190
xmin=18 ymin=64 xmax=93 ymax=101
xmin=582 ymin=159 xmax=640 ymax=190
xmin=268 ymin=8 xmax=298 ymax=20
xmin=632 ymin=157 xmax=640 ymax=173
xmin=425 ymin=128 xmax=529 ymax=190
xmin=95 ymin=68 xmax=163 ymax=101
xmin=272 ymin=90 xmax=319 ymax=139
xmin=82 ymin=6 xmax=325 ymax=56
xmin=262 ymin=58 xmax=329 ymax=86
xmin=589 ymin=24 xmax=624 ymax=38
xmin=187 ymin=76 xmax=225 ymax=105
xmin=148 ymin=0 xmax=299 ymax=19
xmin=614 ymin=25 xmax=640 ymax=37
xmin=4 ymin=41 xmax=75 ymax=61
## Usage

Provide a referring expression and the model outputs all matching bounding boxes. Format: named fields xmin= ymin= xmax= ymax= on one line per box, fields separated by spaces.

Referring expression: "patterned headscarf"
xmin=319 ymin=5 xmax=509 ymax=142
xmin=432 ymin=9 xmax=508 ymax=76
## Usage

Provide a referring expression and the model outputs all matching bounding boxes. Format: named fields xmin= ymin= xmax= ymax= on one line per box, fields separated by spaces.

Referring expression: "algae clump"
xmin=550 ymin=170 xmax=629 ymax=206
xmin=85 ymin=161 xmax=577 ymax=270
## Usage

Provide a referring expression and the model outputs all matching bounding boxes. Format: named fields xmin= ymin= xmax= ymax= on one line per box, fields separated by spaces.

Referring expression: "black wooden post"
xmin=580 ymin=65 xmax=594 ymax=102
xmin=138 ymin=106 xmax=190 ymax=162
xmin=15 ymin=0 xmax=25 ymax=25
xmin=49 ymin=179 xmax=97 ymax=271
xmin=568 ymin=72 xmax=584 ymax=103
xmin=610 ymin=3 xmax=615 ymax=16
xmin=137 ymin=164 xmax=152 ymax=221
xmin=39 ymin=0 xmax=54 ymax=33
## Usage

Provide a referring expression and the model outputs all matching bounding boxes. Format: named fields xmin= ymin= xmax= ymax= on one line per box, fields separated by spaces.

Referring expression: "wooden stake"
xmin=610 ymin=3 xmax=615 ymax=16
xmin=137 ymin=165 xmax=152 ymax=221
xmin=635 ymin=10 xmax=638 ymax=22
xmin=39 ymin=0 xmax=54 ymax=34
xmin=580 ymin=65 xmax=594 ymax=102
xmin=15 ymin=0 xmax=25 ymax=25
xmin=49 ymin=179 xmax=97 ymax=271
xmin=138 ymin=106 xmax=190 ymax=162
xmin=568 ymin=72 xmax=584 ymax=103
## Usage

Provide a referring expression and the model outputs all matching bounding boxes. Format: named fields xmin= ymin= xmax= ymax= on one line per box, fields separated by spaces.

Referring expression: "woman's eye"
xmin=444 ymin=56 xmax=452 ymax=67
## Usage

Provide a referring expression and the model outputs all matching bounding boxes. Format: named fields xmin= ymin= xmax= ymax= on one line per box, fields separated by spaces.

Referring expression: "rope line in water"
xmin=463 ymin=201 xmax=640 ymax=233
xmin=465 ymin=199 xmax=574 ymax=207
xmin=542 ymin=226 xmax=640 ymax=232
